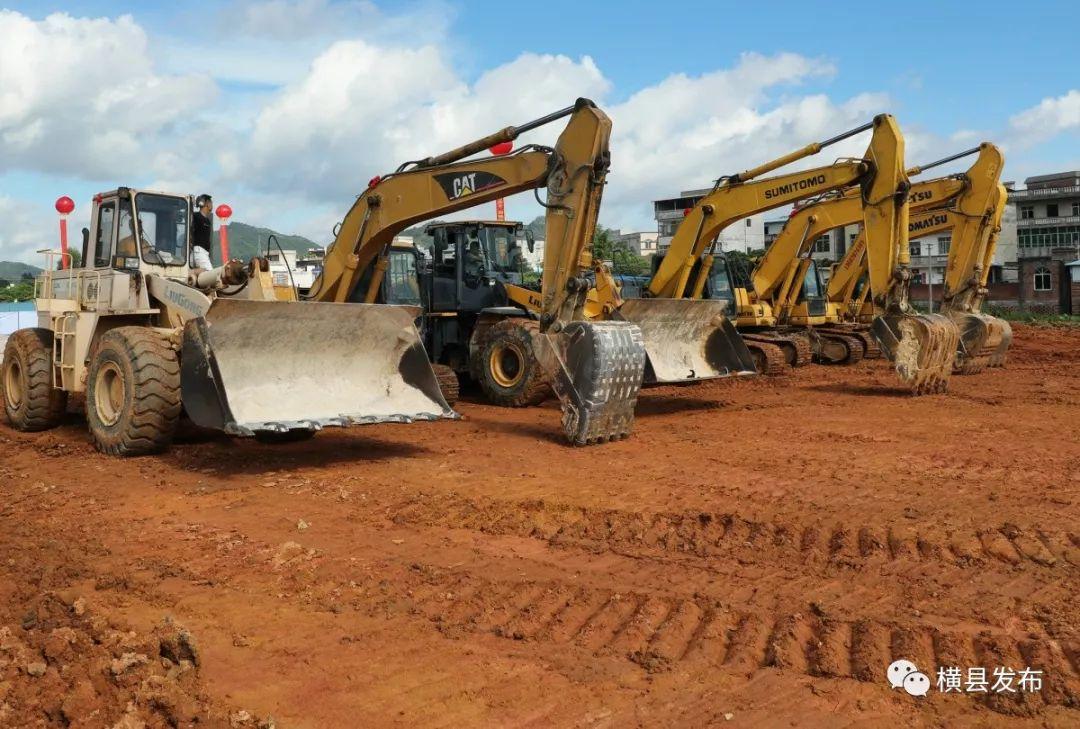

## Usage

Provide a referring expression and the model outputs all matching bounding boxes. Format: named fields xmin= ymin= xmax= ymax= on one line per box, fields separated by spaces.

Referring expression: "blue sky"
xmin=1 ymin=0 xmax=1078 ymax=261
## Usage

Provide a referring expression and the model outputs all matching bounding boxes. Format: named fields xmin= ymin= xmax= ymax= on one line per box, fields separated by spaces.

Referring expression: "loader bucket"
xmin=533 ymin=321 xmax=646 ymax=445
xmin=946 ymin=311 xmax=1010 ymax=375
xmin=871 ymin=312 xmax=960 ymax=394
xmin=616 ymin=298 xmax=758 ymax=383
xmin=180 ymin=299 xmax=455 ymax=436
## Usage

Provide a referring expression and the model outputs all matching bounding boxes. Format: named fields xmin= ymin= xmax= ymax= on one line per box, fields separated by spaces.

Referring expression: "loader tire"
xmin=2 ymin=328 xmax=67 ymax=432
xmin=86 ymin=327 xmax=181 ymax=457
xmin=432 ymin=363 xmax=460 ymax=407
xmin=476 ymin=319 xmax=550 ymax=407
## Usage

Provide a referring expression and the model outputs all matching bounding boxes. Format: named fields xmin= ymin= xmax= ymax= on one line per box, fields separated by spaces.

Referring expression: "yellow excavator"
xmin=722 ymin=144 xmax=1005 ymax=371
xmin=827 ymin=146 xmax=1010 ymax=373
xmin=266 ymin=98 xmax=755 ymax=443
xmin=636 ymin=114 xmax=958 ymax=392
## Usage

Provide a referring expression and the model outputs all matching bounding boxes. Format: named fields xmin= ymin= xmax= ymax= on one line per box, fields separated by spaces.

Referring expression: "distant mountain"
xmin=210 ymin=221 xmax=321 ymax=264
xmin=0 ymin=261 xmax=42 ymax=281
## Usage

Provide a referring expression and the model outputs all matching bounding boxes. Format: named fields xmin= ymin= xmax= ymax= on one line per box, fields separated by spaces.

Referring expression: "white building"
xmin=653 ymin=188 xmax=765 ymax=254
xmin=613 ymin=231 xmax=660 ymax=257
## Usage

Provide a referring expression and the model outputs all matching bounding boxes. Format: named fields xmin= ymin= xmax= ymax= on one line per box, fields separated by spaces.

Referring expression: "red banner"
xmin=495 ymin=198 xmax=505 ymax=221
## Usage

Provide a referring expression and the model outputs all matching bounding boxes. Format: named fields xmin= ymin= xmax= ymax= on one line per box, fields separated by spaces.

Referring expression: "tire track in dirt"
xmin=403 ymin=568 xmax=1080 ymax=713
xmin=387 ymin=493 xmax=1080 ymax=571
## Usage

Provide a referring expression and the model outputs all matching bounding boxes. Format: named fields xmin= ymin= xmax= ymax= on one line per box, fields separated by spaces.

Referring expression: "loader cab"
xmin=88 ymin=188 xmax=191 ymax=274
xmin=423 ymin=220 xmax=531 ymax=313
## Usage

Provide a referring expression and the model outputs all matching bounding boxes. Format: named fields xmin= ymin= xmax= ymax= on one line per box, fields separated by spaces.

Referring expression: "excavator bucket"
xmin=988 ymin=319 xmax=1012 ymax=367
xmin=946 ymin=312 xmax=1010 ymax=375
xmin=615 ymin=299 xmax=758 ymax=383
xmin=180 ymin=299 xmax=455 ymax=436
xmin=534 ymin=321 xmax=646 ymax=445
xmin=871 ymin=312 xmax=961 ymax=394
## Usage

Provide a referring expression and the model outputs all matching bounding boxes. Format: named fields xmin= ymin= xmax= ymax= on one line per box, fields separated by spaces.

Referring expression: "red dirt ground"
xmin=1 ymin=323 xmax=1077 ymax=727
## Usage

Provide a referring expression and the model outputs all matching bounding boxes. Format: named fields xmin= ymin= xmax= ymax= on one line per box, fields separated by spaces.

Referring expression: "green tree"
xmin=57 ymin=249 xmax=82 ymax=269
xmin=0 ymin=280 xmax=34 ymax=302
xmin=592 ymin=227 xmax=651 ymax=277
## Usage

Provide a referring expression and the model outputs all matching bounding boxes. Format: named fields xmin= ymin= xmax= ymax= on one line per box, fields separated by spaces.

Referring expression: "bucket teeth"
xmin=872 ymin=313 xmax=960 ymax=394
xmin=536 ymin=321 xmax=646 ymax=446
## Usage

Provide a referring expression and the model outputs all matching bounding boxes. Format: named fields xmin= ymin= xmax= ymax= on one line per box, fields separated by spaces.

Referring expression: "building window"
xmin=910 ymin=241 xmax=921 ymax=257
xmin=1047 ymin=203 xmax=1059 ymax=218
xmin=937 ymin=236 xmax=951 ymax=255
xmin=813 ymin=236 xmax=830 ymax=253
xmin=1020 ymin=205 xmax=1034 ymax=219
xmin=1073 ymin=201 xmax=1080 ymax=217
xmin=1033 ymin=267 xmax=1052 ymax=291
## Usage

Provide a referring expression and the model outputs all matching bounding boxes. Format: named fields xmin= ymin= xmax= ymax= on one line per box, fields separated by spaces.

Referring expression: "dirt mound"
xmin=0 ymin=593 xmax=272 ymax=728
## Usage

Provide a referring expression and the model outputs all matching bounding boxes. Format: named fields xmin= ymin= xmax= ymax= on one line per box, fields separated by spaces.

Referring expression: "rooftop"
xmin=1023 ymin=171 xmax=1080 ymax=187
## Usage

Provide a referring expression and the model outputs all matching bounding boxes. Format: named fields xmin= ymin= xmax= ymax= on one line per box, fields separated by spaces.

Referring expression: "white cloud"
xmin=237 ymin=45 xmax=609 ymax=199
xmin=5 ymin=4 xmax=1069 ymax=264
xmin=0 ymin=10 xmax=209 ymax=181
xmin=1008 ymin=90 xmax=1080 ymax=146
xmin=0 ymin=195 xmax=61 ymax=265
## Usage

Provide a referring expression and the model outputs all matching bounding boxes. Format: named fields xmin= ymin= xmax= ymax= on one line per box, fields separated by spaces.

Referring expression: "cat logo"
xmin=434 ymin=171 xmax=507 ymax=201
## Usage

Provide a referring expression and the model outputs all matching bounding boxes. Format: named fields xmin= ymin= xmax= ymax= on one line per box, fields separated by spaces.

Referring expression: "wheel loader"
xmin=1 ymin=187 xmax=455 ymax=455
xmin=380 ymin=221 xmax=651 ymax=408
xmin=341 ymin=220 xmax=551 ymax=408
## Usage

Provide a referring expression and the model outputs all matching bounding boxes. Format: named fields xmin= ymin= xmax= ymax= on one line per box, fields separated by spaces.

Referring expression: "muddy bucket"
xmin=871 ymin=312 xmax=960 ymax=394
xmin=535 ymin=321 xmax=646 ymax=445
xmin=988 ymin=317 xmax=1012 ymax=368
xmin=947 ymin=311 xmax=1009 ymax=375
xmin=616 ymin=298 xmax=758 ymax=383
xmin=180 ymin=299 xmax=455 ymax=436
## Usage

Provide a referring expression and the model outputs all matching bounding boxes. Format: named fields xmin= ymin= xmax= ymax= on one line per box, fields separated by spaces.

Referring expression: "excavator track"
xmin=746 ymin=341 xmax=788 ymax=376
xmin=828 ymin=325 xmax=881 ymax=359
xmin=742 ymin=332 xmax=812 ymax=369
xmin=813 ymin=329 xmax=866 ymax=366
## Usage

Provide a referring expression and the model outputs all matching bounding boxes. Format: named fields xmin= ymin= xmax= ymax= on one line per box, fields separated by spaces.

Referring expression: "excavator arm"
xmin=649 ymin=117 xmax=926 ymax=302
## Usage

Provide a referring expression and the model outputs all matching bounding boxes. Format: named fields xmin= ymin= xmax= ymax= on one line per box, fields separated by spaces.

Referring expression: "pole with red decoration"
xmin=216 ymin=204 xmax=233 ymax=261
xmin=55 ymin=196 xmax=75 ymax=269
xmin=489 ymin=140 xmax=513 ymax=221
